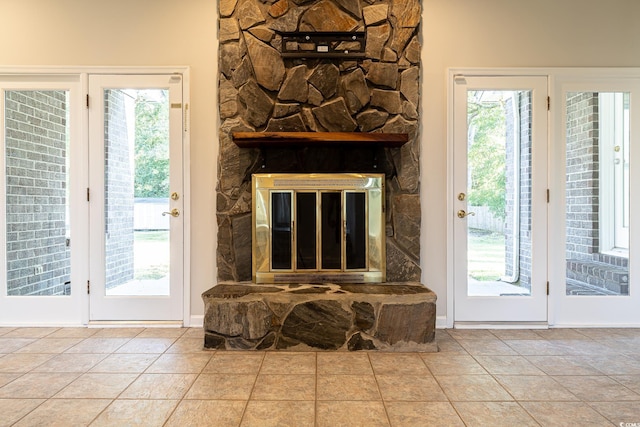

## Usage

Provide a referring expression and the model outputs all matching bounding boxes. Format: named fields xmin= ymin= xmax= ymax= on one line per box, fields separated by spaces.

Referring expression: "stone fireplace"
xmin=204 ymin=0 xmax=435 ymax=351
xmin=217 ymin=0 xmax=422 ymax=281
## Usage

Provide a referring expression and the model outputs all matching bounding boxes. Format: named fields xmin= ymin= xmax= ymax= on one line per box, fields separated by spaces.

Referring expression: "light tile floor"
xmin=1 ymin=327 xmax=639 ymax=426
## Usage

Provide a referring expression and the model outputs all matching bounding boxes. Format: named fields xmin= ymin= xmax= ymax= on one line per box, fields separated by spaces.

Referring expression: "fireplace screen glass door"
xmin=270 ymin=191 xmax=367 ymax=271
xmin=253 ymin=173 xmax=384 ymax=283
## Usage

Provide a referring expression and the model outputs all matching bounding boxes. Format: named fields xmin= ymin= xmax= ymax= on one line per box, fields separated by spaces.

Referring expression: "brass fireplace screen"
xmin=252 ymin=173 xmax=385 ymax=284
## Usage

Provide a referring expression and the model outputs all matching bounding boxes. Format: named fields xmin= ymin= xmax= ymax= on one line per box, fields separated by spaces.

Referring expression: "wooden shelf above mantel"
xmin=232 ymin=132 xmax=408 ymax=148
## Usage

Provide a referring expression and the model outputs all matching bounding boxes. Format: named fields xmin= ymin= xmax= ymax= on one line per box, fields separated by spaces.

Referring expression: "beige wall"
xmin=1 ymin=0 xmax=640 ymax=321
xmin=422 ymin=0 xmax=640 ymax=319
xmin=0 ymin=0 xmax=218 ymax=320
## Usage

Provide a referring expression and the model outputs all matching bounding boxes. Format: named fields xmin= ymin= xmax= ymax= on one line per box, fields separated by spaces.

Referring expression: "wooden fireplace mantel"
xmin=232 ymin=132 xmax=408 ymax=148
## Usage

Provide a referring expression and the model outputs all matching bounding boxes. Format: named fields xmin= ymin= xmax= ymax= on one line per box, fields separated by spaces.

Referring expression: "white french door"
xmin=549 ymin=73 xmax=640 ymax=326
xmin=88 ymin=74 xmax=184 ymax=322
xmin=0 ymin=75 xmax=88 ymax=325
xmin=452 ymin=75 xmax=548 ymax=324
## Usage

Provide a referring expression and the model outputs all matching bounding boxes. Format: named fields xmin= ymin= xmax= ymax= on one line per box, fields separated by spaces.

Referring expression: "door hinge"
xmin=546 ymin=189 xmax=550 ymax=203
xmin=87 ymin=188 xmax=90 ymax=202
xmin=86 ymin=94 xmax=89 ymax=108
xmin=184 ymin=103 xmax=189 ymax=133
xmin=547 ymin=96 xmax=550 ymax=111
xmin=546 ymin=281 xmax=550 ymax=295
xmin=87 ymin=280 xmax=90 ymax=295
xmin=453 ymin=74 xmax=467 ymax=85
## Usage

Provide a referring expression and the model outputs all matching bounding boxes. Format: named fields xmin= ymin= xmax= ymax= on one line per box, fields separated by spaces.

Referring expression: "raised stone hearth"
xmin=203 ymin=282 xmax=437 ymax=352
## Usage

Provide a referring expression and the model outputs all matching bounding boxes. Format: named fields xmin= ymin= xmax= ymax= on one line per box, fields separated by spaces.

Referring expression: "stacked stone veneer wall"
xmin=565 ymin=92 xmax=628 ymax=295
xmin=5 ymin=90 xmax=70 ymax=296
xmin=216 ymin=0 xmax=422 ymax=282
xmin=104 ymin=90 xmax=135 ymax=290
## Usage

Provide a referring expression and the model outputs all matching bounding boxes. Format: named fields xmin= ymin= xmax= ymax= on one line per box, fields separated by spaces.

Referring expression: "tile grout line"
xmin=420 ymin=349 xmax=470 ymax=425
xmin=446 ymin=332 xmax=539 ymax=424
xmin=165 ymin=346 xmax=217 ymax=425
xmin=366 ymin=351 xmax=393 ymax=427
xmin=158 ymin=336 xmax=206 ymax=427
xmin=314 ymin=351 xmax=318 ymax=427
xmin=1 ymin=329 xmax=69 ymax=425
xmin=78 ymin=329 xmax=158 ymax=425
xmin=1 ymin=327 xmax=640 ymax=425
xmin=237 ymin=349 xmax=266 ymax=426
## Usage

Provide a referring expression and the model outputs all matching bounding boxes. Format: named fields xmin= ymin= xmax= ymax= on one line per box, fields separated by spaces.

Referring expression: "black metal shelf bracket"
xmin=278 ymin=31 xmax=366 ymax=59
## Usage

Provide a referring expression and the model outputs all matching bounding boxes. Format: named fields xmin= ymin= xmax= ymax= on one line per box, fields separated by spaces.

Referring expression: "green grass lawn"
xmin=134 ymin=230 xmax=170 ymax=280
xmin=468 ymin=228 xmax=505 ymax=281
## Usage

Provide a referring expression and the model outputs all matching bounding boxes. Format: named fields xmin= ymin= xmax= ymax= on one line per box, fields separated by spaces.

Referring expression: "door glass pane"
xmin=104 ymin=89 xmax=170 ymax=296
xmin=565 ymin=92 xmax=629 ymax=296
xmin=271 ymin=191 xmax=292 ymax=270
xmin=321 ymin=192 xmax=341 ymax=270
xmin=345 ymin=192 xmax=366 ymax=269
xmin=467 ymin=90 xmax=532 ymax=296
xmin=5 ymin=90 xmax=71 ymax=296
xmin=296 ymin=192 xmax=316 ymax=270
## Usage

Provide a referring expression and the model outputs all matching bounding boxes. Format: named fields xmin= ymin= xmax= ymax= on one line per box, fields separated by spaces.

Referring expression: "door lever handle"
xmin=457 ymin=209 xmax=475 ymax=219
xmin=162 ymin=208 xmax=180 ymax=218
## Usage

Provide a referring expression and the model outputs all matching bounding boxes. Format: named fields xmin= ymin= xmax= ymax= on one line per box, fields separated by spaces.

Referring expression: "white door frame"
xmin=549 ymin=69 xmax=640 ymax=327
xmin=0 ymin=66 xmax=191 ymax=326
xmin=88 ymin=73 xmax=186 ymax=323
xmin=447 ymin=67 xmax=640 ymax=328
xmin=448 ymin=71 xmax=549 ymax=328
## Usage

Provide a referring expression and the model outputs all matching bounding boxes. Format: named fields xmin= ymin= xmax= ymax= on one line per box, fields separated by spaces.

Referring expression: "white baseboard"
xmin=549 ymin=323 xmax=640 ymax=328
xmin=436 ymin=316 xmax=449 ymax=329
xmin=453 ymin=321 xmax=548 ymax=329
xmin=188 ymin=315 xmax=204 ymax=328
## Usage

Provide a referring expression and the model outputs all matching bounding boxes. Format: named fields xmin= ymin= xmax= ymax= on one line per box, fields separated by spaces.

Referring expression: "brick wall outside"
xmin=104 ymin=89 xmax=135 ymax=290
xmin=565 ymin=92 xmax=629 ymax=295
xmin=565 ymin=92 xmax=599 ymax=261
xmin=5 ymin=90 xmax=70 ymax=296
xmin=503 ymin=92 xmax=532 ymax=290
xmin=504 ymin=96 xmax=515 ymax=279
xmin=518 ymin=93 xmax=533 ymax=289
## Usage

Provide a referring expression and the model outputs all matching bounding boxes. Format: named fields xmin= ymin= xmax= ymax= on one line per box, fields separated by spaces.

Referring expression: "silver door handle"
xmin=162 ymin=208 xmax=180 ymax=217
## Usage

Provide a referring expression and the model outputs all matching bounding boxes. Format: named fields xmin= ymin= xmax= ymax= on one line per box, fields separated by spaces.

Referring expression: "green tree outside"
xmin=467 ymin=91 xmax=506 ymax=220
xmin=134 ymin=91 xmax=170 ymax=198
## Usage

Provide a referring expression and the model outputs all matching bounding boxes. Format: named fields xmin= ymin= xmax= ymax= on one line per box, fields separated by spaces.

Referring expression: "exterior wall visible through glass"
xmin=5 ymin=90 xmax=71 ymax=296
xmin=565 ymin=92 xmax=629 ymax=296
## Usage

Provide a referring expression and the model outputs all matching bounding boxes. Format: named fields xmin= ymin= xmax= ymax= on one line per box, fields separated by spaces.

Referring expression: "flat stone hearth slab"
xmin=202 ymin=282 xmax=437 ymax=352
